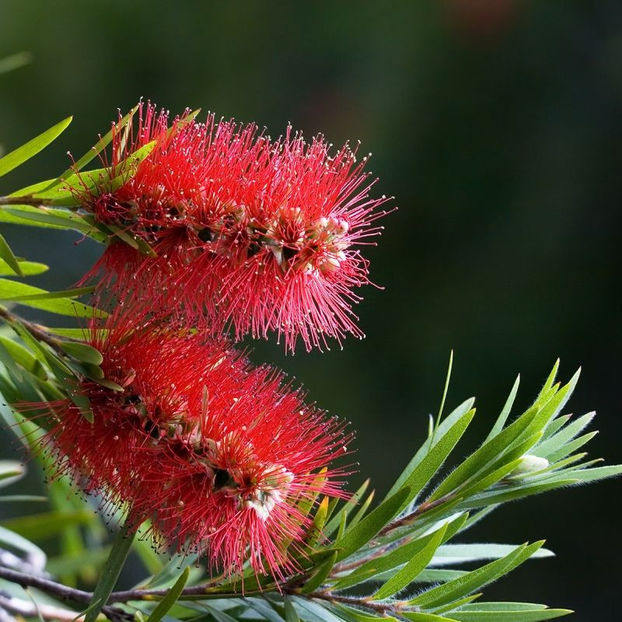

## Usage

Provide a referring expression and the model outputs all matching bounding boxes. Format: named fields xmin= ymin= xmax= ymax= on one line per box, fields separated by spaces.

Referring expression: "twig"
xmin=0 ymin=196 xmax=55 ymax=207
xmin=0 ymin=593 xmax=84 ymax=621
xmin=377 ymin=492 xmax=456 ymax=538
xmin=0 ymin=306 xmax=66 ymax=354
xmin=0 ymin=566 xmax=247 ymax=606
xmin=0 ymin=568 xmax=124 ymax=620
xmin=287 ymin=588 xmax=411 ymax=616
xmin=0 ymin=567 xmax=91 ymax=603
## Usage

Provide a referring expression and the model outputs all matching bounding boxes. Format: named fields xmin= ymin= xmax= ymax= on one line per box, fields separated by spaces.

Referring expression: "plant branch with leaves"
xmin=0 ymin=105 xmax=619 ymax=622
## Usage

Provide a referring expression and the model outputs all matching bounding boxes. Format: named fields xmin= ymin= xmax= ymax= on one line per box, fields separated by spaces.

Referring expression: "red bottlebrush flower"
xmin=23 ymin=312 xmax=350 ymax=578
xmin=79 ymin=103 xmax=392 ymax=351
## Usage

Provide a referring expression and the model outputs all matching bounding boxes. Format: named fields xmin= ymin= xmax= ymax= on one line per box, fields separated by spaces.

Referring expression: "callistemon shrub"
xmin=77 ymin=103 xmax=391 ymax=351
xmin=25 ymin=311 xmax=350 ymax=577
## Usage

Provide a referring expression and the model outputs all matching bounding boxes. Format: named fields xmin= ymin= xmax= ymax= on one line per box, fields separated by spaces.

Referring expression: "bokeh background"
xmin=1 ymin=1 xmax=620 ymax=619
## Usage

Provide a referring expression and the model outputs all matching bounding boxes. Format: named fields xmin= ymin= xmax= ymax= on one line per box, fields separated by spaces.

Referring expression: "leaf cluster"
xmin=0 ymin=114 xmax=620 ymax=622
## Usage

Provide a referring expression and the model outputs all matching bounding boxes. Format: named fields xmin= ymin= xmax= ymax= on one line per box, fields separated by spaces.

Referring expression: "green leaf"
xmin=429 ymin=398 xmax=549 ymax=502
xmin=84 ymin=520 xmax=135 ymax=622
xmin=287 ymin=598 xmax=345 ymax=622
xmin=59 ymin=341 xmax=103 ymax=366
xmin=332 ymin=603 xmax=401 ymax=622
xmin=242 ymin=598 xmax=288 ymax=622
xmin=415 ymin=569 xmax=468 ymax=584
xmin=106 ymin=223 xmax=156 ymax=256
xmin=0 ymin=336 xmax=46 ymax=378
xmin=201 ymin=605 xmax=240 ymax=622
xmin=373 ymin=524 xmax=448 ymax=600
xmin=0 ymin=117 xmax=72 ymax=177
xmin=401 ymin=614 xmax=459 ymax=622
xmin=69 ymin=388 xmax=94 ymax=423
xmin=1 ymin=205 xmax=100 ymax=236
xmin=485 ymin=375 xmax=520 ymax=442
xmin=432 ymin=544 xmax=553 ymax=566
xmin=0 ymin=283 xmax=94 ymax=301
xmin=0 ymin=495 xmax=47 ymax=502
xmin=533 ymin=413 xmax=595 ymax=459
xmin=9 ymin=171 xmax=97 ymax=205
xmin=45 ymin=104 xmax=141 ymax=191
xmin=433 ymin=595 xmax=483 ymax=616
xmin=541 ymin=414 xmax=571 ymax=441
xmin=544 ymin=432 xmax=598 ymax=465
xmin=301 ymin=550 xmax=338 ymax=593
xmin=302 ymin=496 xmax=330 ymax=551
xmin=554 ymin=464 xmax=622 ymax=483
xmin=458 ymin=480 xmax=579 ymax=509
xmin=324 ymin=479 xmax=371 ymax=537
xmin=146 ymin=566 xmax=190 ymax=622
xmin=451 ymin=432 xmax=543 ymax=499
xmin=448 ymin=605 xmax=571 ymax=621
xmin=397 ymin=408 xmax=476 ymax=511
xmin=387 ymin=398 xmax=475 ymax=499
xmin=409 ymin=542 xmax=544 ymax=610
xmin=0 ymin=460 xmax=24 ymax=487
xmin=347 ymin=489 xmax=376 ymax=530
xmin=334 ymin=487 xmax=410 ymax=562
xmin=334 ymin=514 xmax=468 ymax=591
xmin=0 ymin=258 xmax=49 ymax=277
xmin=0 ymin=279 xmax=103 ymax=317
xmin=284 ymin=597 xmax=300 ymax=622
xmin=0 ymin=234 xmax=23 ymax=276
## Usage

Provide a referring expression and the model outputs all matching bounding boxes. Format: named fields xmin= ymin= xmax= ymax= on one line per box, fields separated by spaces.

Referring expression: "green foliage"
xmin=0 ymin=111 xmax=619 ymax=622
xmin=0 ymin=117 xmax=72 ymax=178
xmin=1 ymin=356 xmax=618 ymax=622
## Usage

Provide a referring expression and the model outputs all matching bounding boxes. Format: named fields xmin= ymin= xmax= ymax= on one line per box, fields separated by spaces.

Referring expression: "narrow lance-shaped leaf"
xmin=334 ymin=487 xmax=411 ymax=562
xmin=409 ymin=541 xmax=545 ymax=610
xmin=0 ymin=117 xmax=72 ymax=177
xmin=0 ymin=337 xmax=46 ymax=378
xmin=0 ymin=461 xmax=24 ymax=486
xmin=484 ymin=374 xmax=520 ymax=442
xmin=448 ymin=605 xmax=571 ymax=621
xmin=386 ymin=397 xmax=475 ymax=499
xmin=431 ymin=543 xmax=553 ymax=566
xmin=0 ymin=258 xmax=49 ymax=277
xmin=372 ymin=523 xmax=448 ymax=600
xmin=395 ymin=407 xmax=476 ymax=512
xmin=0 ymin=279 xmax=103 ymax=318
xmin=1 ymin=205 xmax=102 ymax=237
xmin=324 ymin=478 xmax=371 ymax=537
xmin=533 ymin=412 xmax=595 ymax=459
xmin=43 ymin=104 xmax=141 ymax=192
xmin=145 ymin=566 xmax=190 ymax=622
xmin=0 ymin=234 xmax=23 ymax=276
xmin=58 ymin=341 xmax=103 ymax=366
xmin=428 ymin=398 xmax=548 ymax=503
xmin=300 ymin=550 xmax=338 ymax=593
xmin=334 ymin=514 xmax=468 ymax=591
xmin=544 ymin=431 xmax=598 ymax=464
xmin=401 ymin=614 xmax=459 ymax=622
xmin=284 ymin=597 xmax=300 ymax=622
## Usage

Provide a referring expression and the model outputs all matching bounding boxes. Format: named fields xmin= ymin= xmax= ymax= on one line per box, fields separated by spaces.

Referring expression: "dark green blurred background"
xmin=1 ymin=1 xmax=620 ymax=619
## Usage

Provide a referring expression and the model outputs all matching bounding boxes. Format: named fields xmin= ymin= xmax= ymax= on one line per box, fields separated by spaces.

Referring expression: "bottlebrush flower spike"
xmin=21 ymin=311 xmax=350 ymax=578
xmin=79 ymin=103 xmax=392 ymax=351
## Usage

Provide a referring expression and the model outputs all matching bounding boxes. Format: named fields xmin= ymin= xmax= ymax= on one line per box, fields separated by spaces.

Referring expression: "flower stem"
xmin=84 ymin=517 xmax=135 ymax=622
